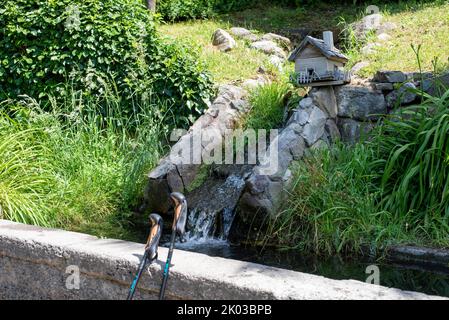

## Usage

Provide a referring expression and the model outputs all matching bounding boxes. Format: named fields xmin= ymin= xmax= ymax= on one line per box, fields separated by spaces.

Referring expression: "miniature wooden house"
xmin=289 ymin=31 xmax=351 ymax=86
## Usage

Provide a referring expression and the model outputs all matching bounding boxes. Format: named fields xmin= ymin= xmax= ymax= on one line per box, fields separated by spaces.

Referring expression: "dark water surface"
xmin=170 ymin=240 xmax=449 ymax=298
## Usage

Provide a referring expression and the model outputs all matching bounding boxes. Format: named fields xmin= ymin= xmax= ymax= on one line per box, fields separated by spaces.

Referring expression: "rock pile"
xmin=350 ymin=13 xmax=398 ymax=72
xmin=141 ymin=85 xmax=250 ymax=214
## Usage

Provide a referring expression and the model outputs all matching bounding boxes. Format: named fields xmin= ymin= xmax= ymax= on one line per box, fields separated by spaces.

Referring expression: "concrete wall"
xmin=0 ymin=220 xmax=444 ymax=300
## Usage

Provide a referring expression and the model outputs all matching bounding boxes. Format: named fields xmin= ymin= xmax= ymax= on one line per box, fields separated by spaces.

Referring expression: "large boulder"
xmin=361 ymin=42 xmax=381 ymax=55
xmin=229 ymin=27 xmax=258 ymax=42
xmin=241 ymin=76 xmax=269 ymax=90
xmin=386 ymin=82 xmax=417 ymax=107
xmin=268 ymin=55 xmax=284 ymax=72
xmin=377 ymin=22 xmax=398 ymax=34
xmin=352 ymin=13 xmax=382 ymax=37
xmin=351 ymin=61 xmax=370 ymax=74
xmin=250 ymin=40 xmax=286 ymax=59
xmin=334 ymin=85 xmax=387 ymax=121
xmin=308 ymin=86 xmax=338 ymax=118
xmin=373 ymin=82 xmax=394 ymax=91
xmin=302 ymin=106 xmax=327 ymax=146
xmin=420 ymin=73 xmax=449 ymax=96
xmin=261 ymin=33 xmax=291 ymax=49
xmin=212 ymin=29 xmax=236 ymax=52
xmin=324 ymin=119 xmax=341 ymax=143
xmin=377 ymin=33 xmax=392 ymax=42
xmin=373 ymin=70 xmax=406 ymax=83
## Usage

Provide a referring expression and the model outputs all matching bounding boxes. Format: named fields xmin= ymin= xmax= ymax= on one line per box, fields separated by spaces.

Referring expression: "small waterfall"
xmin=178 ymin=165 xmax=251 ymax=248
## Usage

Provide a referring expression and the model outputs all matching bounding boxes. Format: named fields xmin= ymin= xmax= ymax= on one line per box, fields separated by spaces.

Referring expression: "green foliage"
xmin=240 ymin=82 xmax=290 ymax=130
xmin=157 ymin=0 xmax=380 ymax=21
xmin=157 ymin=0 xmax=255 ymax=21
xmin=263 ymin=143 xmax=388 ymax=255
xmin=0 ymin=0 xmax=213 ymax=127
xmin=157 ymin=0 xmax=215 ymax=21
xmin=0 ymin=117 xmax=56 ymax=226
xmin=152 ymin=41 xmax=215 ymax=126
xmin=157 ymin=0 xmax=405 ymax=22
xmin=0 ymin=90 xmax=167 ymax=239
xmin=213 ymin=0 xmax=256 ymax=13
xmin=370 ymin=88 xmax=449 ymax=223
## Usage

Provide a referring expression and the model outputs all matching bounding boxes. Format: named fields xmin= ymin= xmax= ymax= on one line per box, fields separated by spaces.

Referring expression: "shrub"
xmin=0 ymin=0 xmax=213 ymax=127
xmin=157 ymin=0 xmax=255 ymax=21
xmin=156 ymin=0 xmax=383 ymax=21
xmin=240 ymin=82 xmax=290 ymax=130
xmin=157 ymin=0 xmax=215 ymax=21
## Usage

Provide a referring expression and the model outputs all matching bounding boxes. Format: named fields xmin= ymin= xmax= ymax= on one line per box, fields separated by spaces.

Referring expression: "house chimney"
xmin=323 ymin=31 xmax=334 ymax=49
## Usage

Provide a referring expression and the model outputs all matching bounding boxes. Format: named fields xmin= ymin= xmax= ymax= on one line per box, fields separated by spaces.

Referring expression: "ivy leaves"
xmin=0 ymin=0 xmax=213 ymax=128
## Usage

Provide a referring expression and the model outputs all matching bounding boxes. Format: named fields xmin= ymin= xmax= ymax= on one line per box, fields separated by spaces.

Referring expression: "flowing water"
xmin=182 ymin=165 xmax=251 ymax=242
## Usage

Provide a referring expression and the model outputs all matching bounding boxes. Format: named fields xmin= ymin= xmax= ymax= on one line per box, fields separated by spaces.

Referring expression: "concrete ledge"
xmin=0 ymin=220 xmax=444 ymax=300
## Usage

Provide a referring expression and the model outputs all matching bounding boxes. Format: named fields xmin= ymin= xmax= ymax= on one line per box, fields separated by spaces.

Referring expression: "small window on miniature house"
xmin=307 ymin=68 xmax=314 ymax=76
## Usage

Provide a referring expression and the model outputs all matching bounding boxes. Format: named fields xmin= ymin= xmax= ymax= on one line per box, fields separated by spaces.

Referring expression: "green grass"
xmin=221 ymin=2 xmax=360 ymax=34
xmin=158 ymin=20 xmax=270 ymax=83
xmin=0 ymin=92 xmax=168 ymax=240
xmin=370 ymin=88 xmax=449 ymax=229
xmin=0 ymin=125 xmax=56 ymax=226
xmin=262 ymin=143 xmax=390 ymax=255
xmin=349 ymin=2 xmax=449 ymax=76
xmin=159 ymin=1 xmax=449 ymax=82
xmin=239 ymin=81 xmax=291 ymax=130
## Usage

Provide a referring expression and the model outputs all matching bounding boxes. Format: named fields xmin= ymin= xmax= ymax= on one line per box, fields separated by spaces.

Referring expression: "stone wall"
xmin=233 ymin=93 xmax=340 ymax=234
xmin=334 ymin=71 xmax=448 ymax=143
xmin=141 ymin=84 xmax=252 ymax=215
xmin=0 ymin=220 xmax=443 ymax=300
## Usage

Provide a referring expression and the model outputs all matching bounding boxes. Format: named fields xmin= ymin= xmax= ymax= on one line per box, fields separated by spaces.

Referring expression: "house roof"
xmin=288 ymin=35 xmax=348 ymax=63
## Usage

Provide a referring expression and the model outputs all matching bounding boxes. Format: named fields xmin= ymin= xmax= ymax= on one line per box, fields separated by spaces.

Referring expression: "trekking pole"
xmin=159 ymin=192 xmax=187 ymax=300
xmin=127 ymin=213 xmax=163 ymax=300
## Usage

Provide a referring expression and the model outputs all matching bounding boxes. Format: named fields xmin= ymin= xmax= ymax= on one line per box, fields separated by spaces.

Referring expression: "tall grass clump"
xmin=241 ymin=82 xmax=290 ymax=130
xmin=262 ymin=143 xmax=390 ymax=255
xmin=0 ymin=116 xmax=56 ymax=226
xmin=370 ymin=88 xmax=449 ymax=239
xmin=0 ymin=89 xmax=168 ymax=239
